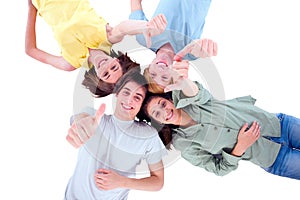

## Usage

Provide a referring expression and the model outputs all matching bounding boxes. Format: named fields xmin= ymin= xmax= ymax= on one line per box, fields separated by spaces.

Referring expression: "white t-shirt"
xmin=65 ymin=109 xmax=166 ymax=200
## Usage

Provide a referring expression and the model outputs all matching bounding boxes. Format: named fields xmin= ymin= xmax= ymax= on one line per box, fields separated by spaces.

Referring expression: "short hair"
xmin=82 ymin=50 xmax=140 ymax=98
xmin=113 ymin=69 xmax=148 ymax=96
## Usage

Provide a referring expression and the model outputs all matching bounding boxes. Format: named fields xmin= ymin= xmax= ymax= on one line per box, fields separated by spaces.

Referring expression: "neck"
xmin=178 ymin=110 xmax=196 ymax=128
xmin=157 ymin=43 xmax=175 ymax=58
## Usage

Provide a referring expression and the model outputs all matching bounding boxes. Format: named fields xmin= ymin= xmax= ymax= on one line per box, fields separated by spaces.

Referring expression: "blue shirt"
xmin=129 ymin=0 xmax=212 ymax=60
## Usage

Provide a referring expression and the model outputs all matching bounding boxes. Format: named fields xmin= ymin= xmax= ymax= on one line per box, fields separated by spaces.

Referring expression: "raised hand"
xmin=174 ymin=38 xmax=218 ymax=61
xmin=164 ymin=60 xmax=189 ymax=93
xmin=231 ymin=121 xmax=261 ymax=156
xmin=66 ymin=104 xmax=106 ymax=148
xmin=143 ymin=14 xmax=167 ymax=48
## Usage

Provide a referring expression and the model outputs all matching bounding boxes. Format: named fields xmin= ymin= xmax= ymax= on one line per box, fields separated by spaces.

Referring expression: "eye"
xmin=134 ymin=96 xmax=142 ymax=102
xmin=162 ymin=76 xmax=168 ymax=80
xmin=162 ymin=101 xmax=166 ymax=108
xmin=102 ymin=71 xmax=109 ymax=79
xmin=150 ymin=73 xmax=156 ymax=79
xmin=110 ymin=65 xmax=117 ymax=71
xmin=122 ymin=90 xmax=130 ymax=95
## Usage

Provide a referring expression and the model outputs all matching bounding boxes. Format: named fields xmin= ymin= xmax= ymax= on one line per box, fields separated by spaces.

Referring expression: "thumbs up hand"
xmin=66 ymin=104 xmax=106 ymax=148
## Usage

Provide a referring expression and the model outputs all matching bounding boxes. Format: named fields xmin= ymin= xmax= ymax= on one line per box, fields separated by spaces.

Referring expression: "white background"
xmin=1 ymin=0 xmax=300 ymax=199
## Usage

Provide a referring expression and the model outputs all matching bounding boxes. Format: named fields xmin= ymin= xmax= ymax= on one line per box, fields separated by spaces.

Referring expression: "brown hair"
xmin=136 ymin=92 xmax=178 ymax=149
xmin=113 ymin=69 xmax=148 ymax=96
xmin=82 ymin=50 xmax=140 ymax=98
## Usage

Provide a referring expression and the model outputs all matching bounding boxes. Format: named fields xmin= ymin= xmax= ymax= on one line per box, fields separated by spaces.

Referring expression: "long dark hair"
xmin=137 ymin=92 xmax=178 ymax=149
xmin=82 ymin=50 xmax=140 ymax=98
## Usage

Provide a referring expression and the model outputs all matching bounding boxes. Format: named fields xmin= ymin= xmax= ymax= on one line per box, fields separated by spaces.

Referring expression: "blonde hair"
xmin=143 ymin=67 xmax=174 ymax=94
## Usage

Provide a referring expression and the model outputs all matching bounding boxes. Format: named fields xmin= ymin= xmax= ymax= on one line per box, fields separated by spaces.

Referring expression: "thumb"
xmin=174 ymin=45 xmax=191 ymax=61
xmin=143 ymin=31 xmax=152 ymax=48
xmin=95 ymin=104 xmax=106 ymax=124
xmin=97 ymin=168 xmax=110 ymax=174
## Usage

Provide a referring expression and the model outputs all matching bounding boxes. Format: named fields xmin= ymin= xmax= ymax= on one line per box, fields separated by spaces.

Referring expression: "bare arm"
xmin=107 ymin=14 xmax=167 ymax=47
xmin=95 ymin=161 xmax=164 ymax=191
xmin=25 ymin=0 xmax=76 ymax=71
xmin=130 ymin=0 xmax=142 ymax=12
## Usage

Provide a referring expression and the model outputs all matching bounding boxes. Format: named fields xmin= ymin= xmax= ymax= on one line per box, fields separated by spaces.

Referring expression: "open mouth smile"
xmin=166 ymin=109 xmax=173 ymax=121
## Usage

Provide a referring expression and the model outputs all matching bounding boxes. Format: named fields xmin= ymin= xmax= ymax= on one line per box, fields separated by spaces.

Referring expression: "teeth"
xmin=166 ymin=110 xmax=173 ymax=121
xmin=122 ymin=103 xmax=132 ymax=110
xmin=157 ymin=62 xmax=167 ymax=67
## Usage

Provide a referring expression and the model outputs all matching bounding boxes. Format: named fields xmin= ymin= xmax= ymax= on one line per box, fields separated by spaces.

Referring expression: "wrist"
xmin=121 ymin=176 xmax=131 ymax=189
xmin=231 ymin=144 xmax=245 ymax=157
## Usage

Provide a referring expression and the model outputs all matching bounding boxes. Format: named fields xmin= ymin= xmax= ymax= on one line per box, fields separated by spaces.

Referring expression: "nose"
xmin=157 ymin=65 xmax=164 ymax=71
xmin=125 ymin=95 xmax=134 ymax=105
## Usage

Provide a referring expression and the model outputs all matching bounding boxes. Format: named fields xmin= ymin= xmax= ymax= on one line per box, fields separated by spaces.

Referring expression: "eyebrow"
xmin=149 ymin=72 xmax=156 ymax=78
xmin=123 ymin=87 xmax=144 ymax=98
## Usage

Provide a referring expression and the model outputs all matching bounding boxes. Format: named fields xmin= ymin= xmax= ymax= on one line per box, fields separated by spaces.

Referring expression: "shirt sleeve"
xmin=129 ymin=10 xmax=149 ymax=21
xmin=145 ymin=132 xmax=168 ymax=165
xmin=172 ymin=81 xmax=213 ymax=109
xmin=173 ymin=136 xmax=241 ymax=176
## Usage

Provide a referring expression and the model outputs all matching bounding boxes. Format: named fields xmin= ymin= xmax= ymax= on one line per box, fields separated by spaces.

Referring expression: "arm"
xmin=107 ymin=14 xmax=167 ymax=47
xmin=130 ymin=0 xmax=142 ymax=13
xmin=25 ymin=0 xmax=75 ymax=71
xmin=66 ymin=104 xmax=106 ymax=148
xmin=174 ymin=137 xmax=239 ymax=176
xmin=94 ymin=161 xmax=164 ymax=191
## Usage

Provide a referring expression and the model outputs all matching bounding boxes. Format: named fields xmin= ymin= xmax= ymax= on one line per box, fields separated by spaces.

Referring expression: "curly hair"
xmin=82 ymin=50 xmax=140 ymax=98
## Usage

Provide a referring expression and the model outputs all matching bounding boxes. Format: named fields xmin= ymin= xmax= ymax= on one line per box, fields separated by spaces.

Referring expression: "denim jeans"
xmin=263 ymin=113 xmax=300 ymax=180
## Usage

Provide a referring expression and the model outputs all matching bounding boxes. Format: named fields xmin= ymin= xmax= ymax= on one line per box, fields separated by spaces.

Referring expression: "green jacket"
xmin=172 ymin=82 xmax=281 ymax=176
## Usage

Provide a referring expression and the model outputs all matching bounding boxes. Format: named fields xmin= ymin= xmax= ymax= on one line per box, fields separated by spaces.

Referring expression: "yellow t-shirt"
xmin=32 ymin=0 xmax=112 ymax=68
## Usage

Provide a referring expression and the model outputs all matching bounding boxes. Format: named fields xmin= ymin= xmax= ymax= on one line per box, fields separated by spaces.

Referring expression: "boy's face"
xmin=114 ymin=81 xmax=146 ymax=121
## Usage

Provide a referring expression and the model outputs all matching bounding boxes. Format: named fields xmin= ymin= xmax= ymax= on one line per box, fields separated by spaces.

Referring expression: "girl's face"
xmin=148 ymin=53 xmax=173 ymax=88
xmin=146 ymin=97 xmax=180 ymax=125
xmin=114 ymin=81 xmax=146 ymax=121
xmin=94 ymin=56 xmax=123 ymax=84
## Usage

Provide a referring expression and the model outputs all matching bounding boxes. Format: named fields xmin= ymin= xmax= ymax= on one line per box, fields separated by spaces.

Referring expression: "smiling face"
xmin=114 ymin=81 xmax=146 ymax=121
xmin=148 ymin=52 xmax=174 ymax=88
xmin=89 ymin=50 xmax=123 ymax=84
xmin=146 ymin=96 xmax=181 ymax=125
xmin=95 ymin=56 xmax=123 ymax=84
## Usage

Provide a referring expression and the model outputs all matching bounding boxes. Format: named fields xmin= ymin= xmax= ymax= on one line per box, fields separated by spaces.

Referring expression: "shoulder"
xmin=132 ymin=121 xmax=158 ymax=137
